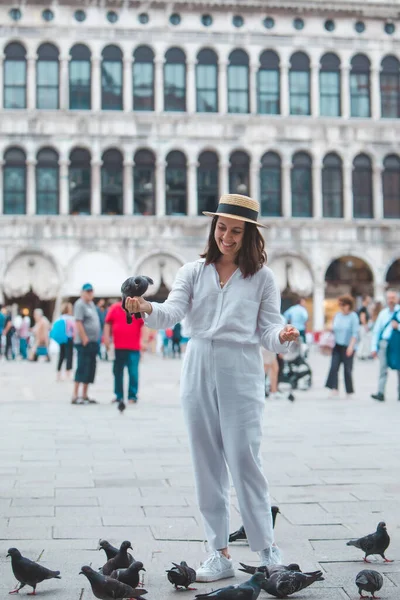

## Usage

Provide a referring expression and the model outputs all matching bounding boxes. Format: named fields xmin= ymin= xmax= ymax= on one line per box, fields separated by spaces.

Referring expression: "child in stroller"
xmin=277 ymin=340 xmax=312 ymax=391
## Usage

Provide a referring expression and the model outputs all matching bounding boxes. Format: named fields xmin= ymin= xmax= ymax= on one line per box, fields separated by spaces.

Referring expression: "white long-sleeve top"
xmin=145 ymin=259 xmax=290 ymax=353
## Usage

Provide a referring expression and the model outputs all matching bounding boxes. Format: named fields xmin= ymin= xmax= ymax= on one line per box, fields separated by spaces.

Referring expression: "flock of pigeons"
xmin=6 ymin=508 xmax=393 ymax=599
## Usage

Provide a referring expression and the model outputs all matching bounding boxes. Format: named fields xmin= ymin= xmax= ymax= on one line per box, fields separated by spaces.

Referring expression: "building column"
xmin=91 ymin=56 xmax=101 ymax=112
xmin=341 ymin=65 xmax=350 ymax=119
xmin=219 ymin=159 xmax=229 ymax=194
xmin=281 ymin=160 xmax=292 ymax=217
xmin=155 ymin=58 xmax=164 ymax=113
xmin=249 ymin=62 xmax=258 ymax=114
xmin=26 ymin=159 xmax=36 ymax=214
xmin=187 ymin=59 xmax=196 ymax=113
xmin=371 ymin=65 xmax=381 ymax=120
xmin=0 ymin=55 xmax=4 ymax=109
xmin=123 ymin=159 xmax=133 ymax=215
xmin=59 ymin=159 xmax=69 ymax=215
xmin=187 ymin=161 xmax=198 ymax=215
xmin=313 ymin=278 xmax=325 ymax=332
xmin=123 ymin=57 xmax=132 ymax=113
xmin=0 ymin=160 xmax=3 ymax=214
xmin=27 ymin=56 xmax=36 ymax=110
xmin=250 ymin=163 xmax=259 ymax=199
xmin=156 ymin=160 xmax=166 ymax=215
xmin=280 ymin=61 xmax=289 ymax=117
xmin=91 ymin=160 xmax=101 ymax=215
xmin=311 ymin=61 xmax=320 ymax=117
xmin=218 ymin=61 xmax=227 ymax=114
xmin=312 ymin=162 xmax=322 ymax=218
xmin=373 ymin=165 xmax=383 ymax=219
xmin=59 ymin=55 xmax=69 ymax=110
xmin=343 ymin=160 xmax=353 ymax=219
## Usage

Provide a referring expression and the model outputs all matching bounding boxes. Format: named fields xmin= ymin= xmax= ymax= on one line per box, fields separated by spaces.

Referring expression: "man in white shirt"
xmin=370 ymin=289 xmax=400 ymax=402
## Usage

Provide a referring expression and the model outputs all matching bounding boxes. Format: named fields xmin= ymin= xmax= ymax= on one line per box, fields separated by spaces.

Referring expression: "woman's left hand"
xmin=279 ymin=325 xmax=300 ymax=343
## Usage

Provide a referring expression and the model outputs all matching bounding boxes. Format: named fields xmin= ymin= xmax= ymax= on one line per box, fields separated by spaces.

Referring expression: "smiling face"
xmin=214 ymin=216 xmax=245 ymax=259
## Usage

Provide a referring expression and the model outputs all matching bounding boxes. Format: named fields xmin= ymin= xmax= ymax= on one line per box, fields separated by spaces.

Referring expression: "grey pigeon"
xmin=121 ymin=276 xmax=153 ymax=323
xmin=238 ymin=563 xmax=301 ymax=576
xmin=80 ymin=565 xmax=147 ymax=599
xmin=110 ymin=561 xmax=146 ymax=589
xmin=261 ymin=568 xmax=324 ymax=598
xmin=102 ymin=541 xmax=135 ymax=576
xmin=99 ymin=540 xmax=120 ymax=561
xmin=355 ymin=569 xmax=383 ymax=599
xmin=229 ymin=506 xmax=280 ymax=543
xmin=347 ymin=522 xmax=393 ymax=562
xmin=195 ymin=572 xmax=266 ymax=600
xmin=166 ymin=560 xmax=197 ymax=590
xmin=7 ymin=547 xmax=61 ymax=595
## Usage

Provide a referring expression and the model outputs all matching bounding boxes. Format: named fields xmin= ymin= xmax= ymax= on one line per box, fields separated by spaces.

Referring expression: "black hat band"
xmin=216 ymin=203 xmax=259 ymax=221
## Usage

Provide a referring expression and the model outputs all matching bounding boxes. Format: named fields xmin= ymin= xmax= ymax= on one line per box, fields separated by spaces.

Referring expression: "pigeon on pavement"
xmin=229 ymin=506 xmax=280 ymax=543
xmin=261 ymin=568 xmax=324 ymax=598
xmin=238 ymin=563 xmax=301 ymax=576
xmin=99 ymin=540 xmax=120 ymax=561
xmin=166 ymin=561 xmax=197 ymax=590
xmin=7 ymin=547 xmax=61 ymax=595
xmin=101 ymin=541 xmax=135 ymax=576
xmin=121 ymin=276 xmax=154 ymax=323
xmin=347 ymin=522 xmax=393 ymax=562
xmin=110 ymin=561 xmax=146 ymax=589
xmin=195 ymin=572 xmax=266 ymax=600
xmin=80 ymin=565 xmax=147 ymax=599
xmin=355 ymin=569 xmax=384 ymax=599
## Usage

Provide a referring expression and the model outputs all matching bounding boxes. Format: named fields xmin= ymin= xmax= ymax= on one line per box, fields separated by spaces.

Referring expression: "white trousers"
xmin=180 ymin=338 xmax=274 ymax=552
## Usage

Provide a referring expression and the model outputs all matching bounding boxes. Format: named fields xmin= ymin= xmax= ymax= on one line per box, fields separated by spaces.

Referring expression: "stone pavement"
xmin=0 ymin=346 xmax=400 ymax=599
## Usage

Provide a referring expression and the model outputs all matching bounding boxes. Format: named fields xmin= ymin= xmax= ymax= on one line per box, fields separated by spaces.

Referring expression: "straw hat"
xmin=203 ymin=194 xmax=266 ymax=228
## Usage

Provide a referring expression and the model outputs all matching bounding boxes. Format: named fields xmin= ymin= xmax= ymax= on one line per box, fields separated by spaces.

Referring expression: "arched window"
xmin=36 ymin=148 xmax=59 ymax=214
xmin=381 ymin=56 xmax=400 ymax=118
xmin=37 ymin=43 xmax=59 ymax=109
xmin=197 ymin=151 xmax=219 ymax=214
xmin=229 ymin=151 xmax=250 ymax=195
xmin=134 ymin=149 xmax=156 ymax=215
xmin=133 ymin=46 xmax=154 ymax=111
xmin=228 ymin=50 xmax=249 ymax=113
xmin=291 ymin=152 xmax=312 ymax=217
xmin=322 ymin=153 xmax=343 ymax=217
xmin=69 ymin=148 xmax=91 ymax=214
xmin=165 ymin=151 xmax=187 ymax=215
xmin=4 ymin=42 xmax=26 ymax=109
xmin=353 ymin=154 xmax=373 ymax=218
xmin=164 ymin=48 xmax=186 ymax=112
xmin=196 ymin=49 xmax=218 ymax=113
xmin=3 ymin=147 xmax=26 ymax=214
xmin=101 ymin=149 xmax=123 ymax=214
xmin=258 ymin=51 xmax=280 ymax=115
xmin=69 ymin=44 xmax=91 ymax=109
xmin=289 ymin=52 xmax=310 ymax=115
xmin=260 ymin=152 xmax=281 ymax=216
xmin=383 ymin=154 xmax=400 ymax=218
xmin=350 ymin=54 xmax=370 ymax=117
xmin=102 ymin=45 xmax=123 ymax=110
xmin=320 ymin=53 xmax=341 ymax=116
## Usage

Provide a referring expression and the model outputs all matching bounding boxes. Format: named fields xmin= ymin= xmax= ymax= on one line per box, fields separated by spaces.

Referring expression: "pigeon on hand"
xmin=229 ymin=506 xmax=280 ymax=543
xmin=260 ymin=568 xmax=324 ymax=598
xmin=166 ymin=561 xmax=197 ymax=590
xmin=7 ymin=547 xmax=61 ymax=595
xmin=195 ymin=572 xmax=266 ymax=600
xmin=101 ymin=541 xmax=135 ymax=576
xmin=110 ymin=561 xmax=146 ymax=589
xmin=347 ymin=522 xmax=393 ymax=563
xmin=80 ymin=565 xmax=147 ymax=600
xmin=238 ymin=563 xmax=301 ymax=576
xmin=355 ymin=569 xmax=384 ymax=599
xmin=121 ymin=276 xmax=154 ymax=324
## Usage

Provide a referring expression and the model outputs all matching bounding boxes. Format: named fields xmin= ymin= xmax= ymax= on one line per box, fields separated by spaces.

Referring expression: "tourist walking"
xmin=124 ymin=194 xmax=299 ymax=581
xmin=283 ymin=296 xmax=308 ymax=343
xmin=370 ymin=289 xmax=400 ymax=402
xmin=357 ymin=294 xmax=372 ymax=360
xmin=13 ymin=309 xmax=31 ymax=360
xmin=325 ymin=294 xmax=359 ymax=397
xmin=30 ymin=308 xmax=51 ymax=362
xmin=56 ymin=302 xmax=75 ymax=381
xmin=72 ymin=283 xmax=101 ymax=405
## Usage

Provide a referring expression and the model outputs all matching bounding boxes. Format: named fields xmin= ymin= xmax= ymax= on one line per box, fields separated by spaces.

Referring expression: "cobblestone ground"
xmin=0 ymin=346 xmax=399 ymax=600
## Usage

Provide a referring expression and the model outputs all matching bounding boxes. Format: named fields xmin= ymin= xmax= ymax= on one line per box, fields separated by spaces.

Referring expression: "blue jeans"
xmin=19 ymin=338 xmax=28 ymax=360
xmin=113 ymin=349 xmax=140 ymax=401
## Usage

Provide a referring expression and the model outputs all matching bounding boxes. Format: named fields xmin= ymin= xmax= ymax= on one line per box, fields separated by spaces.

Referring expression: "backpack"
xmin=50 ymin=318 xmax=68 ymax=345
xmin=387 ymin=311 xmax=400 ymax=370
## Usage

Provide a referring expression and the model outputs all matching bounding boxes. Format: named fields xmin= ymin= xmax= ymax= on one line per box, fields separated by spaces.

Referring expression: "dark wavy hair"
xmin=200 ymin=216 xmax=267 ymax=278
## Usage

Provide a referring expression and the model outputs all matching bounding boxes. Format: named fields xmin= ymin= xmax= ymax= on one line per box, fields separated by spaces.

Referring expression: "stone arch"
xmin=268 ymin=254 xmax=314 ymax=321
xmin=385 ymin=258 xmax=400 ymax=289
xmin=62 ymin=251 xmax=129 ymax=298
xmin=134 ymin=252 xmax=185 ymax=302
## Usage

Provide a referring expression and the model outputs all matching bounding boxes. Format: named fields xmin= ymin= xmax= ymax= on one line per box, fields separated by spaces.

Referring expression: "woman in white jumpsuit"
xmin=126 ymin=194 xmax=299 ymax=583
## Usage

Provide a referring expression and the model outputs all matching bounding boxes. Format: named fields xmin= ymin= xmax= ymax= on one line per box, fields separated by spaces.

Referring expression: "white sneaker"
xmin=270 ymin=392 xmax=285 ymax=401
xmin=258 ymin=545 xmax=282 ymax=566
xmin=196 ymin=551 xmax=235 ymax=582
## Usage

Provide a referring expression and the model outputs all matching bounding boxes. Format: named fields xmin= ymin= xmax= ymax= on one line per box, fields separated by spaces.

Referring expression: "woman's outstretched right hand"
xmin=125 ymin=296 xmax=152 ymax=315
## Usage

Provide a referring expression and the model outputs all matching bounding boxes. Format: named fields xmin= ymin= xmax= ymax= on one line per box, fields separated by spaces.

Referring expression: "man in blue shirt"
xmin=283 ymin=297 xmax=308 ymax=343
xmin=371 ymin=289 xmax=400 ymax=402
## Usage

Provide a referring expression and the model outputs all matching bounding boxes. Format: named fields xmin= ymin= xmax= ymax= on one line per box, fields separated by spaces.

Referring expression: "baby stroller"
xmin=277 ymin=341 xmax=312 ymax=392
